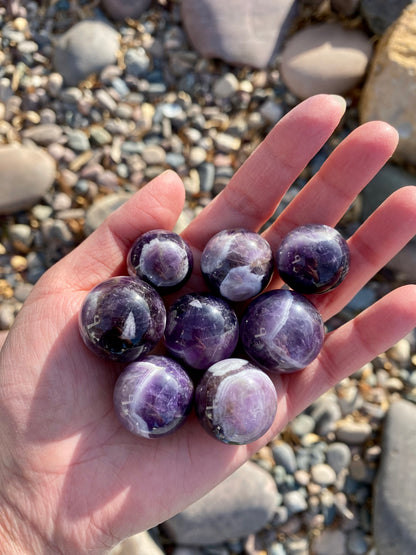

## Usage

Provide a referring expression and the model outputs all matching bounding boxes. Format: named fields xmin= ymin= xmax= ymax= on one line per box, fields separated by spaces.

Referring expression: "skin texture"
xmin=0 ymin=95 xmax=416 ymax=553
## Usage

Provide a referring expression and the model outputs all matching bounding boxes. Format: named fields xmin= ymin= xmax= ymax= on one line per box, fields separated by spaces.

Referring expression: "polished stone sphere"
xmin=240 ymin=289 xmax=325 ymax=373
xmin=164 ymin=293 xmax=239 ymax=370
xmin=195 ymin=358 xmax=278 ymax=445
xmin=79 ymin=276 xmax=166 ymax=362
xmin=276 ymin=224 xmax=350 ymax=294
xmin=201 ymin=228 xmax=274 ymax=302
xmin=113 ymin=355 xmax=194 ymax=438
xmin=127 ymin=229 xmax=193 ymax=294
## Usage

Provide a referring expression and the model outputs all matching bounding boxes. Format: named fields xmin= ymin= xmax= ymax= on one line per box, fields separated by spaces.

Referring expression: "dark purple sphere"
xmin=113 ymin=355 xmax=194 ymax=438
xmin=240 ymin=289 xmax=325 ymax=373
xmin=79 ymin=276 xmax=166 ymax=362
xmin=276 ymin=224 xmax=350 ymax=294
xmin=127 ymin=229 xmax=193 ymax=294
xmin=164 ymin=293 xmax=239 ymax=370
xmin=201 ymin=228 xmax=274 ymax=302
xmin=195 ymin=358 xmax=278 ymax=445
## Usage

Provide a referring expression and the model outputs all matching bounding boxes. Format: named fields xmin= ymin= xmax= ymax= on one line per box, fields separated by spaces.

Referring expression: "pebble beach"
xmin=1 ymin=1 xmax=416 ymax=554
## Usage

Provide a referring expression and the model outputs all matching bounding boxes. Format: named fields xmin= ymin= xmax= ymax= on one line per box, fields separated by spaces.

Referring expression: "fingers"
xmin=263 ymin=120 xmax=399 ymax=247
xmin=51 ymin=171 xmax=186 ymax=291
xmin=183 ymin=94 xmax=347 ymax=251
xmin=273 ymin=284 xmax=416 ymax=428
xmin=309 ymin=186 xmax=416 ymax=320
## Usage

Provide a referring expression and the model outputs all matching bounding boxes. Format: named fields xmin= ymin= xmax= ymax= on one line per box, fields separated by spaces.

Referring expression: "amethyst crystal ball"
xmin=200 ymin=228 xmax=274 ymax=302
xmin=164 ymin=293 xmax=239 ymax=370
xmin=240 ymin=289 xmax=325 ymax=373
xmin=79 ymin=276 xmax=166 ymax=362
xmin=113 ymin=355 xmax=194 ymax=438
xmin=127 ymin=229 xmax=193 ymax=294
xmin=195 ymin=358 xmax=277 ymax=445
xmin=276 ymin=224 xmax=350 ymax=294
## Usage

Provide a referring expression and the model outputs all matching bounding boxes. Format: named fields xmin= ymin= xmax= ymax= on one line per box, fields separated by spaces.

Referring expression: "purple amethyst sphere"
xmin=79 ymin=276 xmax=166 ymax=362
xmin=195 ymin=358 xmax=277 ymax=445
xmin=201 ymin=228 xmax=274 ymax=302
xmin=164 ymin=293 xmax=239 ymax=370
xmin=276 ymin=224 xmax=350 ymax=294
xmin=240 ymin=289 xmax=325 ymax=373
xmin=127 ymin=229 xmax=193 ymax=294
xmin=113 ymin=355 xmax=194 ymax=438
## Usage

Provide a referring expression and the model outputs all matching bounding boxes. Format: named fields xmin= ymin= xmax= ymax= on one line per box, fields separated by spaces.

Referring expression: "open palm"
xmin=1 ymin=95 xmax=416 ymax=554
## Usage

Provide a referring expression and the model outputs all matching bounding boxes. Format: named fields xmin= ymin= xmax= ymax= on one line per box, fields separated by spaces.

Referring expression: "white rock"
xmin=283 ymin=490 xmax=308 ymax=514
xmin=46 ymin=72 xmax=63 ymax=97
xmin=387 ymin=338 xmax=411 ymax=365
xmin=0 ymin=305 xmax=15 ymax=329
xmin=311 ymin=463 xmax=337 ymax=487
xmin=213 ymin=132 xmax=241 ymax=152
xmin=188 ymin=146 xmax=207 ymax=167
xmin=141 ymin=144 xmax=166 ymax=166
xmin=8 ymin=223 xmax=33 ymax=250
xmin=110 ymin=531 xmax=164 ymax=555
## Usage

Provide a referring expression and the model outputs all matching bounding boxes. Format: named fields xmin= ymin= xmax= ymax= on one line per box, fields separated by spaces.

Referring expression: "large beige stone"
xmin=360 ymin=4 xmax=416 ymax=165
xmin=161 ymin=461 xmax=278 ymax=545
xmin=181 ymin=0 xmax=298 ymax=68
xmin=0 ymin=145 xmax=56 ymax=215
xmin=280 ymin=23 xmax=372 ymax=99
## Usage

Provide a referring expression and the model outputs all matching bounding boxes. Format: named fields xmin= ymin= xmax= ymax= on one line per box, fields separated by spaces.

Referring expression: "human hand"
xmin=0 ymin=94 xmax=415 ymax=554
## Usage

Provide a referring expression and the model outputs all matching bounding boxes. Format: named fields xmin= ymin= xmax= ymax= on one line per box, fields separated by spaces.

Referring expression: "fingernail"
xmin=330 ymin=94 xmax=347 ymax=112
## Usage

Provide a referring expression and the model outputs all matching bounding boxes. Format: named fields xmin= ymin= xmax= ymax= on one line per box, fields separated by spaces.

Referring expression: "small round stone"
xmin=272 ymin=442 xmax=297 ymax=474
xmin=276 ymin=224 xmax=350 ymax=294
xmin=283 ymin=490 xmax=308 ymax=514
xmin=290 ymin=413 xmax=316 ymax=437
xmin=240 ymin=289 xmax=325 ymax=373
xmin=201 ymin=228 xmax=274 ymax=302
xmin=79 ymin=276 xmax=166 ymax=362
xmin=127 ymin=229 xmax=193 ymax=294
xmin=387 ymin=338 xmax=411 ymax=364
xmin=325 ymin=442 xmax=351 ymax=473
xmin=213 ymin=72 xmax=239 ymax=99
xmin=164 ymin=293 xmax=239 ymax=370
xmin=113 ymin=355 xmax=194 ymax=439
xmin=195 ymin=358 xmax=277 ymax=445
xmin=52 ymin=20 xmax=120 ymax=86
xmin=311 ymin=463 xmax=337 ymax=487
xmin=335 ymin=421 xmax=373 ymax=444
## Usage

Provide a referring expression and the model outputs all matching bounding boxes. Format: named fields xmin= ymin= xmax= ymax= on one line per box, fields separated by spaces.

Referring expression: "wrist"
xmin=0 ymin=506 xmax=27 ymax=554
xmin=0 ymin=453 xmax=52 ymax=554
xmin=0 ymin=497 xmax=41 ymax=555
